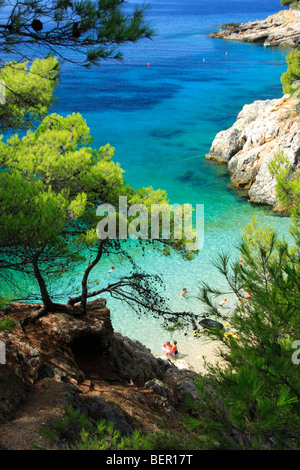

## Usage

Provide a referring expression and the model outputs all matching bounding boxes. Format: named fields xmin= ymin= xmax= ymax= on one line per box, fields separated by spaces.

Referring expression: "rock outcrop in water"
xmin=206 ymin=95 xmax=300 ymax=209
xmin=210 ymin=9 xmax=300 ymax=48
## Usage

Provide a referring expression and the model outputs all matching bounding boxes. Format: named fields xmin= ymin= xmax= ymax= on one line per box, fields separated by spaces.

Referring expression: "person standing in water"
xmin=171 ymin=341 xmax=178 ymax=359
xmin=162 ymin=341 xmax=171 ymax=358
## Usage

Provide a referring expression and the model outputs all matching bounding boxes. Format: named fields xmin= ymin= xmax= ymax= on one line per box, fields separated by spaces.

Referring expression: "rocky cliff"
xmin=206 ymin=95 xmax=300 ymax=209
xmin=210 ymin=9 xmax=300 ymax=47
xmin=0 ymin=300 xmax=200 ymax=449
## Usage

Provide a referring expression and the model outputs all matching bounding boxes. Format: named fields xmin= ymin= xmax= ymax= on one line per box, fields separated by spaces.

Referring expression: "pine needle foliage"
xmin=196 ymin=214 xmax=300 ymax=449
xmin=0 ymin=0 xmax=155 ymax=65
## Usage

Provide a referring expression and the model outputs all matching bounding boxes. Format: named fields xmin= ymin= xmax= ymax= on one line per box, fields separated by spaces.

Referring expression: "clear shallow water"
xmin=50 ymin=0 xmax=292 ymax=365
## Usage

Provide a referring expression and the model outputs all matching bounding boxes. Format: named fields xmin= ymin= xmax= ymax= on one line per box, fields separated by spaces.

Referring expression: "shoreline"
xmin=209 ymin=9 xmax=300 ymax=48
xmin=153 ymin=331 xmax=229 ymax=374
xmin=206 ymin=95 xmax=300 ymax=210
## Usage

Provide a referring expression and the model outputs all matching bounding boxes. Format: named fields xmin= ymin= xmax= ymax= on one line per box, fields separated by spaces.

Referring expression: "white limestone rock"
xmin=207 ymin=96 xmax=300 ymax=209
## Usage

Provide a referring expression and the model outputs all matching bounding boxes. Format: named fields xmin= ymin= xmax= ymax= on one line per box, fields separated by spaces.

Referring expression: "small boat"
xmin=194 ymin=318 xmax=224 ymax=336
xmin=194 ymin=317 xmax=239 ymax=341
xmin=199 ymin=318 xmax=224 ymax=332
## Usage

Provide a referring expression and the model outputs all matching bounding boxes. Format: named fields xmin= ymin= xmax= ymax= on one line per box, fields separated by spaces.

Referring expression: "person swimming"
xmin=180 ymin=288 xmax=196 ymax=300
xmin=180 ymin=288 xmax=187 ymax=299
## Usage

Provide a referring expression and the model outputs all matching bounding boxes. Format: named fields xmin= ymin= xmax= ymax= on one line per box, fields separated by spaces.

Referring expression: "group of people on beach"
xmin=162 ymin=341 xmax=178 ymax=359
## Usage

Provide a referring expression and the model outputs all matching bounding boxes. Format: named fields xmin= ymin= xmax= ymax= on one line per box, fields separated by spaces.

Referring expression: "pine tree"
xmin=195 ymin=145 xmax=300 ymax=448
xmin=0 ymin=69 xmax=197 ymax=325
xmin=0 ymin=0 xmax=154 ymax=65
xmin=281 ymin=49 xmax=300 ymax=95
xmin=195 ymin=216 xmax=300 ymax=449
xmin=0 ymin=57 xmax=59 ymax=132
xmin=269 ymin=149 xmax=300 ymax=218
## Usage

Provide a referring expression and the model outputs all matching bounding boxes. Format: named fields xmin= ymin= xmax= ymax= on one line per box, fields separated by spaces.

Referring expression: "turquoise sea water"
xmin=50 ymin=0 xmax=293 ymax=366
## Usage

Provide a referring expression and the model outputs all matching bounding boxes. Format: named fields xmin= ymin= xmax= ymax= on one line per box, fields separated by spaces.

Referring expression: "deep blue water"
xmin=54 ymin=0 xmax=289 ymax=202
xmin=50 ymin=0 xmax=292 ymax=366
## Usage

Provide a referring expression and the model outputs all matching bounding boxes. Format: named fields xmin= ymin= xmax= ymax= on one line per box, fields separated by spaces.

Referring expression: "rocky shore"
xmin=0 ymin=300 xmax=202 ymax=449
xmin=210 ymin=9 xmax=300 ymax=48
xmin=206 ymin=94 xmax=300 ymax=209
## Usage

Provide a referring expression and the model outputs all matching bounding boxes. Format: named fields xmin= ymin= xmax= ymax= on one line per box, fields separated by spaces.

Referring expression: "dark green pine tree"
xmin=191 ymin=145 xmax=300 ymax=448
xmin=0 ymin=57 xmax=198 ymax=324
xmin=193 ymin=149 xmax=300 ymax=451
xmin=0 ymin=0 xmax=155 ymax=65
xmin=281 ymin=49 xmax=300 ymax=95
xmin=193 ymin=216 xmax=300 ymax=449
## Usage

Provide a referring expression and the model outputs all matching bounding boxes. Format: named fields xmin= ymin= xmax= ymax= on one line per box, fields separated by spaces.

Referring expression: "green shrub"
xmin=0 ymin=317 xmax=15 ymax=331
xmin=71 ymin=421 xmax=153 ymax=451
xmin=281 ymin=0 xmax=294 ymax=6
xmin=290 ymin=1 xmax=300 ymax=9
xmin=45 ymin=406 xmax=205 ymax=451
xmin=281 ymin=49 xmax=300 ymax=94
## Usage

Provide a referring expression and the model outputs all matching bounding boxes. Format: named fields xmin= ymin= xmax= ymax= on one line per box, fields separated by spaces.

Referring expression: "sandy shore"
xmin=155 ymin=332 xmax=229 ymax=374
